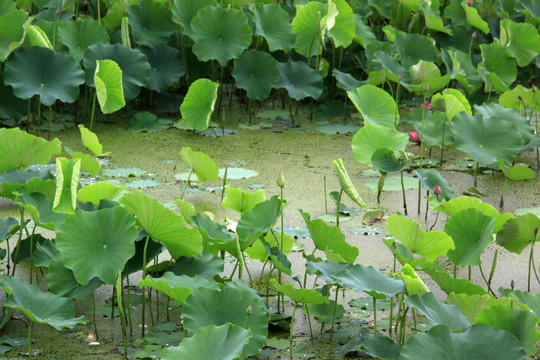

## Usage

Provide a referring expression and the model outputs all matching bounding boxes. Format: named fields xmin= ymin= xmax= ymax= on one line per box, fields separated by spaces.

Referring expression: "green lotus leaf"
xmin=171 ymin=0 xmax=217 ymax=36
xmin=306 ymin=260 xmax=352 ymax=285
xmin=333 ymin=264 xmax=405 ymax=298
xmin=101 ymin=0 xmax=138 ymax=30
xmin=78 ymin=125 xmax=103 ymax=156
xmin=0 ymin=9 xmax=29 ymax=62
xmin=237 ymin=195 xmax=282 ymax=245
xmin=495 ymin=213 xmax=540 ymax=254
xmin=351 ymin=124 xmax=409 ymax=167
xmin=478 ymin=43 xmax=516 ymax=93
xmin=94 ymin=59 xmax=125 ymax=114
xmin=291 ymin=1 xmax=326 ymax=58
xmin=431 ymin=89 xmax=471 ymax=121
xmin=407 ymin=292 xmax=470 ymax=331
xmin=1 ymin=276 xmax=86 ymax=330
xmin=304 ymin=300 xmax=345 ymax=325
xmin=26 ymin=24 xmax=52 ymax=49
xmin=57 ymin=18 xmax=109 ymax=62
xmin=78 ymin=182 xmax=126 ymax=206
xmin=183 ymin=283 xmax=268 ymax=359
xmin=120 ymin=190 xmax=203 ymax=258
xmin=70 ymin=152 xmax=100 ymax=177
xmin=53 ymin=157 xmax=80 ymax=214
xmin=46 ymin=256 xmax=103 ymax=299
xmin=139 ymin=272 xmax=220 ymax=304
xmin=445 ymin=293 xmax=506 ymax=323
xmin=277 ymin=60 xmax=324 ymax=101
xmin=221 ymin=185 xmax=266 ymax=214
xmin=245 ymin=232 xmax=295 ymax=262
xmin=413 ymin=111 xmax=454 ymax=148
xmin=56 ymin=206 xmax=138 ymax=285
xmin=462 ymin=1 xmax=489 ymax=34
xmin=475 ymin=103 xmax=533 ymax=145
xmin=139 ymin=44 xmax=185 ymax=92
xmin=499 ymin=20 xmax=540 ymax=67
xmin=406 ymin=62 xmax=451 ymax=96
xmin=518 ymin=0 xmax=540 ymax=19
xmin=415 ymin=169 xmax=454 ymax=201
xmin=13 ymin=189 xmax=65 ymax=230
xmin=507 ymin=290 xmax=540 ymax=319
xmin=163 ymin=324 xmax=251 ymax=360
xmin=498 ymin=161 xmax=536 ymax=182
xmin=359 ymin=336 xmax=401 ymax=360
xmin=499 ymin=85 xmax=540 ymax=111
xmin=424 ymin=268 xmax=488 ymax=296
xmin=83 ymin=43 xmax=150 ymax=101
xmin=252 ymin=3 xmax=295 ymax=52
xmin=394 ymin=32 xmax=437 ymax=69
xmin=333 ymin=158 xmax=366 ymax=208
xmin=128 ymin=111 xmax=169 ymax=132
xmin=4 ymin=46 xmax=84 ymax=106
xmin=400 ymin=324 xmax=526 ymax=360
xmin=179 ymin=79 xmax=219 ymax=131
xmin=0 ymin=128 xmax=61 ymax=172
xmin=232 ymin=51 xmax=280 ymax=101
xmin=300 ymin=210 xmax=358 ymax=263
xmin=0 ymin=71 xmax=26 ymax=120
xmin=168 ymin=251 xmax=224 ymax=278
xmin=33 ymin=240 xmax=58 ymax=267
xmin=371 ymin=148 xmax=407 ymax=175
xmin=127 ymin=0 xmax=176 ymax=46
xmin=441 ymin=48 xmax=483 ymax=94
xmin=190 ymin=6 xmax=252 ymax=67
xmin=398 ymin=264 xmax=430 ymax=296
xmin=348 ymin=84 xmax=398 ymax=128
xmin=444 ymin=208 xmax=495 ymax=266
xmin=174 ymin=198 xmax=196 ymax=223
xmin=179 ymin=147 xmax=219 ymax=182
xmin=386 ymin=214 xmax=454 ymax=262
xmin=0 ymin=217 xmax=18 ymax=242
xmin=270 ymin=279 xmax=329 ymax=304
xmin=326 ymin=0 xmax=355 ymax=48
xmin=190 ymin=213 xmax=235 ymax=252
xmin=333 ymin=69 xmax=363 ymax=91
xmin=0 ymin=0 xmax=14 ymax=16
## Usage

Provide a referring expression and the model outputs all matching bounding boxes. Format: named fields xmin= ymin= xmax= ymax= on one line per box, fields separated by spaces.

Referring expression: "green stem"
xmin=28 ymin=321 xmax=33 ymax=360
xmin=93 ymin=293 xmax=99 ymax=341
xmin=528 ymin=229 xmax=538 ymax=291
xmin=11 ymin=208 xmax=25 ymax=276
xmin=401 ymin=170 xmax=407 ymax=215
xmin=28 ymin=226 xmax=36 ymax=284
xmin=499 ymin=179 xmax=508 ymax=210
xmin=221 ymin=167 xmax=228 ymax=202
xmin=329 ymin=288 xmax=339 ymax=340
xmin=234 ymin=235 xmax=244 ymax=280
xmin=324 ymin=176 xmax=328 ymax=213
xmin=440 ymin=118 xmax=447 ymax=165
xmin=474 ymin=161 xmax=479 ymax=188
xmin=180 ymin=170 xmax=193 ymax=199
xmin=336 ymin=190 xmax=343 ymax=227
xmin=289 ymin=304 xmax=297 ymax=360
xmin=418 ymin=92 xmax=426 ymax=215
xmin=488 ymin=249 xmax=498 ymax=291
xmin=116 ymin=274 xmax=128 ymax=359
xmin=377 ymin=173 xmax=386 ymax=205
xmin=141 ymin=235 xmax=150 ymax=337
xmin=478 ymin=264 xmax=495 ymax=296
xmin=90 ymin=92 xmax=97 ymax=131
xmin=126 ymin=275 xmax=132 ymax=337
xmin=373 ymin=297 xmax=377 ymax=337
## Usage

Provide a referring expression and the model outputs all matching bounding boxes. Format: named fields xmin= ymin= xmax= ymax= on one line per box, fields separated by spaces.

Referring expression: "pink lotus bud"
xmin=277 ymin=172 xmax=285 ymax=188
xmin=410 ymin=131 xmax=420 ymax=143
xmin=434 ymin=185 xmax=442 ymax=196
xmin=532 ymin=84 xmax=536 ymax=92
xmin=472 ymin=31 xmax=477 ymax=38
xmin=419 ymin=101 xmax=432 ymax=110
xmin=467 ymin=0 xmax=473 ymax=5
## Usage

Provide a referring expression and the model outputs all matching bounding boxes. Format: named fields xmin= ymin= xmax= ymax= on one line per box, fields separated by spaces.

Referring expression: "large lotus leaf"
xmin=495 ymin=213 xmax=540 ymax=254
xmin=56 ymin=18 xmax=109 ymax=62
xmin=326 ymin=0 xmax=355 ymax=48
xmin=333 ymin=264 xmax=405 ymax=298
xmin=386 ymin=214 xmax=454 ymax=262
xmin=94 ymin=59 xmax=125 ymax=114
xmin=507 ymin=290 xmax=540 ymax=319
xmin=169 ymin=251 xmax=224 ymax=278
xmin=351 ymin=124 xmax=409 ymax=167
xmin=127 ymin=0 xmax=175 ymax=46
xmin=120 ymin=190 xmax=203 ymax=258
xmin=270 ymin=279 xmax=329 ymax=305
xmin=291 ymin=1 xmax=326 ymax=58
xmin=191 ymin=213 xmax=235 ymax=251
xmin=53 ymin=157 xmax=80 ymax=214
xmin=444 ymin=293 xmax=508 ymax=323
xmin=237 ymin=195 xmax=282 ymax=245
xmin=413 ymin=111 xmax=454 ymax=148
xmin=183 ymin=283 xmax=268 ymax=359
xmin=56 ymin=206 xmax=138 ymax=285
xmin=0 ymin=72 xmax=26 ymax=120
xmin=4 ymin=46 xmax=84 ymax=106
xmin=474 ymin=103 xmax=533 ymax=145
xmin=300 ymin=210 xmax=358 ymax=263
xmin=333 ymin=69 xmax=363 ymax=91
xmin=348 ymin=85 xmax=398 ymax=128
xmin=179 ymin=147 xmax=219 ymax=182
xmin=171 ymin=0 xmax=216 ymax=36
xmin=163 ymin=324 xmax=251 ymax=360
xmin=353 ymin=14 xmax=376 ymax=47
xmin=0 ymin=170 xmax=53 ymax=199
xmin=83 ymin=43 xmax=150 ymax=101
xmin=358 ymin=336 xmax=401 ymax=360
xmin=476 ymin=304 xmax=540 ymax=356
xmin=415 ymin=169 xmax=454 ymax=201
xmin=478 ymin=43 xmax=517 ymax=93
xmin=444 ymin=208 xmax=495 ymax=267
xmin=499 ymin=85 xmax=540 ymax=111
xmin=46 ymin=256 xmax=103 ymax=299
xmin=0 ymin=9 xmax=29 ymax=62
xmin=277 ymin=60 xmax=324 ymax=101
xmin=1 ymin=276 xmax=86 ymax=330
xmin=78 ymin=182 xmax=126 ymax=206
xmin=451 ymin=111 xmax=521 ymax=166
xmin=394 ymin=33 xmax=437 ymax=69
xmin=400 ymin=324 xmax=526 ymax=360
xmin=139 ymin=44 xmax=185 ymax=92
xmin=35 ymin=239 xmax=60 ymax=266
xmin=500 ymin=20 xmax=540 ymax=67
xmin=424 ymin=268 xmax=488 ymax=296
xmin=431 ymin=89 xmax=471 ymax=121
xmin=13 ymin=189 xmax=65 ymax=230
xmin=190 ymin=6 xmax=252 ymax=67
xmin=139 ymin=272 xmax=220 ymax=304
xmin=306 ymin=260 xmax=352 ymax=285
xmin=406 ymin=292 xmax=470 ymax=331
xmin=252 ymin=3 xmax=294 ymax=52
xmin=0 ymin=128 xmax=61 ymax=172
xmin=179 ymin=79 xmax=219 ymax=131
xmin=232 ymin=51 xmax=280 ymax=101
xmin=245 ymin=232 xmax=295 ymax=262
xmin=221 ymin=185 xmax=266 ymax=214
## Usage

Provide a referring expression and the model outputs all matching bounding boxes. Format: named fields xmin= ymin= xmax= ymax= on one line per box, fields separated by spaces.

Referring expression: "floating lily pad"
xmin=317 ymin=214 xmax=352 ymax=223
xmin=349 ymin=226 xmax=383 ymax=235
xmin=315 ymin=124 xmax=361 ymax=134
xmin=174 ymin=172 xmax=198 ymax=182
xmin=255 ymin=109 xmax=290 ymax=120
xmin=125 ymin=180 xmax=162 ymax=189
xmin=219 ymin=168 xmax=259 ymax=180
xmin=101 ymin=167 xmax=147 ymax=178
xmin=247 ymin=184 xmax=266 ymax=190
xmin=364 ymin=175 xmax=417 ymax=192
xmin=276 ymin=227 xmax=310 ymax=239
xmin=414 ymin=158 xmax=440 ymax=167
xmin=199 ymin=128 xmax=237 ymax=137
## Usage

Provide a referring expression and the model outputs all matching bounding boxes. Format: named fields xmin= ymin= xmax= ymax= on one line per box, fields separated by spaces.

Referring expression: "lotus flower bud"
xmin=472 ymin=31 xmax=477 ymax=38
xmin=277 ymin=172 xmax=285 ymax=188
xmin=467 ymin=0 xmax=473 ymax=5
xmin=434 ymin=185 xmax=442 ymax=197
xmin=532 ymin=84 xmax=536 ymax=92
xmin=246 ymin=304 xmax=252 ymax=317
xmin=410 ymin=131 xmax=420 ymax=143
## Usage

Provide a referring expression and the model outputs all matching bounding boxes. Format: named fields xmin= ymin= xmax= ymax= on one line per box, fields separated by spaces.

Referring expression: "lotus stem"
xmin=221 ymin=167 xmax=227 ymax=202
xmin=28 ymin=321 xmax=33 ymax=360
xmin=336 ymin=190 xmax=343 ymax=227
xmin=478 ymin=264 xmax=495 ymax=296
xmin=258 ymin=260 xmax=268 ymax=294
xmin=389 ymin=254 xmax=396 ymax=335
xmin=28 ymin=226 xmax=36 ymax=284
xmin=377 ymin=173 xmax=385 ymax=204
xmin=234 ymin=235 xmax=245 ymax=280
xmin=488 ymin=249 xmax=498 ymax=290
xmin=126 ymin=276 xmax=132 ymax=337
xmin=36 ymin=95 xmax=41 ymax=136
xmin=75 ymin=0 xmax=79 ymax=18
xmin=468 ymin=265 xmax=471 ymax=280
xmin=324 ymin=176 xmax=328 ymax=213
xmin=474 ymin=161 xmax=479 ymax=188
xmin=528 ymin=229 xmax=538 ymax=291
xmin=141 ymin=235 xmax=150 ymax=337
xmin=401 ymin=170 xmax=408 ymax=215
xmin=373 ymin=297 xmax=377 ymax=337
xmin=116 ymin=274 xmax=128 ymax=360
xmin=89 ymin=92 xmax=97 ymax=131
xmin=289 ymin=303 xmax=297 ymax=360
xmin=412 ymin=308 xmax=417 ymax=333
xmin=329 ymin=288 xmax=339 ymax=340
xmin=399 ymin=306 xmax=408 ymax=345
xmin=180 ymin=170 xmax=193 ymax=199
xmin=429 ymin=211 xmax=440 ymax=230
xmin=418 ymin=90 xmax=427 ymax=215
xmin=304 ymin=304 xmax=314 ymax=339
xmin=148 ymin=288 xmax=154 ymax=326
xmin=440 ymin=119 xmax=447 ymax=165
xmin=92 ymin=293 xmax=99 ymax=341
xmin=11 ymin=208 xmax=25 ymax=276
xmin=453 ymin=264 xmax=457 ymax=278
xmin=499 ymin=178 xmax=508 ymax=211
xmin=279 ymin=185 xmax=285 ymax=312
xmin=96 ymin=0 xmax=101 ymax=24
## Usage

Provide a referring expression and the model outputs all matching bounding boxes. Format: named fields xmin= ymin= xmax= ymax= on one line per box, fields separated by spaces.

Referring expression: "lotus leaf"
xmin=77 ymin=182 xmax=126 ymax=206
xmin=406 ymin=292 xmax=470 ymax=331
xmin=222 ymin=185 xmax=266 ymax=214
xmin=414 ymin=169 xmax=454 ymax=200
xmin=33 ymin=240 xmax=58 ymax=267
xmin=55 ymin=206 xmax=138 ymax=285
xmin=348 ymin=85 xmax=399 ymax=128
xmin=499 ymin=85 xmax=540 ymax=111
xmin=0 ymin=72 xmax=26 ymax=120
xmin=13 ymin=190 xmax=65 ymax=230
xmin=190 ymin=213 xmax=235 ymax=250
xmin=291 ymin=1 xmax=326 ymax=58
xmin=101 ymin=167 xmax=147 ymax=178
xmin=171 ymin=0 xmax=216 ymax=36
xmin=232 ymin=51 xmax=280 ymax=101
xmin=169 ymin=251 xmax=224 ymax=278
xmin=500 ymin=20 xmax=540 ymax=67
xmin=245 ymin=232 xmax=295 ymax=262
xmin=139 ymin=272 xmax=220 ymax=304
xmin=371 ymin=148 xmax=407 ymax=174
xmin=394 ymin=33 xmax=437 ymax=69
xmin=462 ymin=1 xmax=489 ymax=33
xmin=306 ymin=260 xmax=353 ymax=285
xmin=26 ymin=24 xmax=52 ymax=49
xmin=478 ymin=43 xmax=516 ymax=93
xmin=0 ymin=9 xmax=29 ymax=61
xmin=57 ymin=18 xmax=109 ymax=62
xmin=495 ymin=213 xmax=540 ymax=254
xmin=189 ymin=6 xmax=252 ymax=67
xmin=431 ymin=89 xmax=471 ymax=120
xmin=270 ymin=279 xmax=329 ymax=304
xmin=0 ymin=172 xmax=54 ymax=200
xmin=304 ymin=300 xmax=345 ymax=325
xmin=101 ymin=0 xmax=138 ymax=29
xmin=441 ymin=48 xmax=483 ymax=94
xmin=218 ymin=167 xmax=258 ymax=179
xmin=53 ymin=157 xmax=80 ymax=214
xmin=237 ymin=196 xmax=282 ymax=245
xmin=334 ymin=158 xmax=365 ymax=208
xmin=252 ymin=3 xmax=295 ymax=52
xmin=179 ymin=147 xmax=219 ymax=182
xmin=398 ymin=264 xmax=430 ymax=296
xmin=326 ymin=0 xmax=355 ymax=48
xmin=127 ymin=0 xmax=176 ymax=46
xmin=179 ymin=79 xmax=219 ymax=131
xmin=351 ymin=124 xmax=409 ymax=167
xmin=4 ymin=46 xmax=84 ymax=106
xmin=333 ymin=69 xmax=363 ymax=91
xmin=507 ymin=290 xmax=540 ymax=319
xmin=1 ymin=276 xmax=86 ymax=330
xmin=277 ymin=60 xmax=324 ymax=101
xmin=333 ymin=264 xmax=405 ymax=298
xmin=129 ymin=111 xmax=169 ymax=132
xmin=444 ymin=293 xmax=506 ymax=323
xmin=358 ymin=336 xmax=401 ymax=360
xmin=424 ymin=268 xmax=488 ymax=296
xmin=94 ymin=59 xmax=125 ymax=114
xmin=46 ymin=256 xmax=103 ymax=299
xmin=139 ymin=44 xmax=185 ymax=92
xmin=77 ymin=125 xmax=103 ymax=156
xmin=475 ymin=103 xmax=533 ymax=145
xmin=70 ymin=152 xmax=100 ymax=177
xmin=0 ymin=128 xmax=61 ymax=172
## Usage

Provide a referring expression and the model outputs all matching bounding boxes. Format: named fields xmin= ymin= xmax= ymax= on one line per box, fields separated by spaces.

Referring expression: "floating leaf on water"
xmin=364 ymin=175 xmax=417 ymax=192
xmin=101 ymin=167 xmax=147 ymax=178
xmin=414 ymin=158 xmax=440 ymax=167
xmin=265 ymin=337 xmax=289 ymax=350
xmin=219 ymin=167 xmax=259 ymax=180
xmin=162 ymin=202 xmax=178 ymax=210
xmin=125 ymin=180 xmax=162 ymax=189
xmin=348 ymin=226 xmax=383 ymax=235
xmin=455 ymin=160 xmax=476 ymax=168
xmin=206 ymin=186 xmax=223 ymax=193
xmin=276 ymin=227 xmax=310 ymax=239
xmin=183 ymin=187 xmax=203 ymax=194
xmin=199 ymin=128 xmax=237 ymax=137
xmin=349 ymin=297 xmax=392 ymax=311
xmin=224 ymin=160 xmax=249 ymax=167
xmin=104 ymin=179 xmax=122 ymax=186
xmin=292 ymin=343 xmax=315 ymax=358
xmin=317 ymin=213 xmax=352 ymax=223
xmin=292 ymin=242 xmax=305 ymax=251
xmin=162 ymin=160 xmax=175 ymax=164
xmin=359 ymin=169 xmax=380 ymax=177
xmin=362 ymin=210 xmax=385 ymax=225
xmin=315 ymin=124 xmax=361 ymax=134
xmin=247 ymin=184 xmax=266 ymax=190
xmin=174 ymin=172 xmax=198 ymax=182
xmin=239 ymin=123 xmax=263 ymax=130
xmin=255 ymin=109 xmax=290 ymax=120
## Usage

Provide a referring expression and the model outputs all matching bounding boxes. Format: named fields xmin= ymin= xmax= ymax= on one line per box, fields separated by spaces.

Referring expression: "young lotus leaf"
xmin=4 ymin=46 xmax=84 ymax=106
xmin=351 ymin=124 xmax=409 ymax=167
xmin=189 ymin=6 xmax=252 ymax=67
xmin=498 ymin=161 xmax=536 ymax=182
xmin=300 ymin=210 xmax=359 ymax=263
xmin=245 ymin=233 xmax=295 ymax=262
xmin=162 ymin=324 xmax=251 ymax=360
xmin=332 ymin=264 xmax=405 ymax=298
xmin=55 ymin=206 xmax=138 ymax=285
xmin=237 ymin=196 xmax=282 ymax=246
xmin=252 ymin=3 xmax=295 ymax=52
xmin=326 ymin=0 xmax=355 ymax=48
xmin=70 ymin=152 xmax=100 ymax=177
xmin=424 ymin=268 xmax=488 ymax=296
xmin=77 ymin=181 xmax=126 ymax=206
xmin=431 ymin=89 xmax=472 ymax=121
xmin=129 ymin=111 xmax=169 ymax=132
xmin=398 ymin=264 xmax=430 ymax=296
xmin=179 ymin=79 xmax=219 ymax=131
xmin=271 ymin=279 xmax=329 ymax=304
xmin=57 ymin=18 xmax=109 ymax=62
xmin=415 ymin=169 xmax=454 ymax=201
xmin=13 ymin=190 xmax=66 ymax=230
xmin=94 ymin=59 xmax=125 ymax=114
xmin=221 ymin=185 xmax=266 ymax=214
xmin=277 ymin=60 xmax=324 ymax=101
xmin=169 ymin=251 xmax=224 ymax=278
xmin=83 ymin=43 xmax=151 ymax=101
xmin=78 ymin=125 xmax=103 ymax=156
xmin=171 ymin=0 xmax=217 ymax=36
xmin=46 ymin=257 xmax=103 ymax=299
xmin=232 ymin=51 xmax=280 ymax=101
xmin=26 ymin=24 xmax=52 ymax=49
xmin=139 ymin=44 xmax=185 ymax=92
xmin=406 ymin=292 xmax=470 ymax=331
xmin=441 ymin=48 xmax=483 ymax=94
xmin=0 ymin=128 xmax=61 ymax=172
xmin=1 ymin=276 xmax=86 ymax=330
xmin=120 ymin=190 xmax=203 ymax=258
xmin=183 ymin=283 xmax=268 ymax=359
xmin=495 ymin=213 xmax=540 ymax=254
xmin=444 ymin=208 xmax=495 ymax=266
xmin=179 ymin=147 xmax=219 ymax=182
xmin=386 ymin=214 xmax=454 ymax=262
xmin=400 ymin=324 xmax=526 ymax=360
xmin=406 ymin=61 xmax=451 ymax=96
xmin=127 ymin=0 xmax=176 ymax=46
xmin=333 ymin=158 xmax=366 ymax=208
xmin=53 ymin=157 xmax=80 ymax=214
xmin=348 ymin=85 xmax=399 ymax=128
xmin=0 ymin=9 xmax=29 ymax=61
xmin=139 ymin=272 xmax=220 ymax=304
xmin=478 ymin=43 xmax=517 ymax=93
xmin=291 ymin=1 xmax=326 ymax=58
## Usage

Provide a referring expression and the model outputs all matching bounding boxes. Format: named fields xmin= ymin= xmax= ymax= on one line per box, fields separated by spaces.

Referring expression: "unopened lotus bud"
xmin=434 ymin=185 xmax=442 ymax=197
xmin=518 ymin=95 xmax=523 ymax=101
xmin=532 ymin=84 xmax=536 ymax=92
xmin=511 ymin=279 xmax=515 ymax=290
xmin=57 ymin=6 xmax=62 ymax=14
xmin=246 ymin=305 xmax=253 ymax=317
xmin=472 ymin=31 xmax=477 ymax=38
xmin=277 ymin=172 xmax=285 ymax=188
xmin=410 ymin=131 xmax=420 ymax=143
xmin=467 ymin=0 xmax=473 ymax=5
